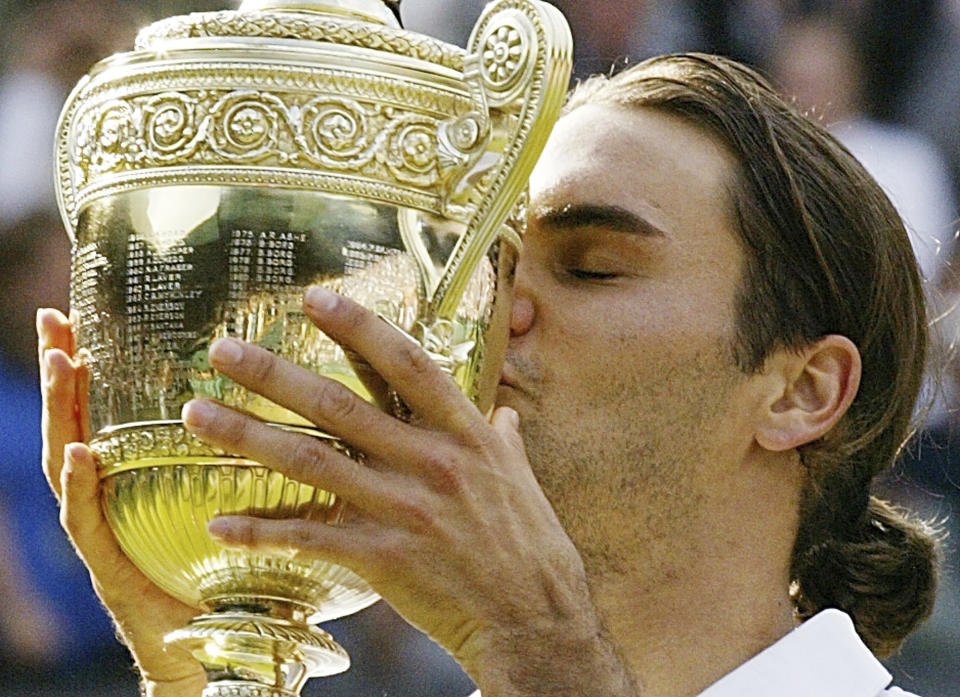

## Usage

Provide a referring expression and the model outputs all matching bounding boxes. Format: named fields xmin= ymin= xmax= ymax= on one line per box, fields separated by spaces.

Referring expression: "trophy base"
xmin=166 ymin=600 xmax=350 ymax=697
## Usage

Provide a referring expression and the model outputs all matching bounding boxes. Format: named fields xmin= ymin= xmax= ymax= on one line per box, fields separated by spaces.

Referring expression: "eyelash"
xmin=567 ymin=268 xmax=618 ymax=280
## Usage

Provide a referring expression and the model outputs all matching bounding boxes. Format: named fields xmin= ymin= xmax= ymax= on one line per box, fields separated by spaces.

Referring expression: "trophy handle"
xmin=429 ymin=0 xmax=572 ymax=320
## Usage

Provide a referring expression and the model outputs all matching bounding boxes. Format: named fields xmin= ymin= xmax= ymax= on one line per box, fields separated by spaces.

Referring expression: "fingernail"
xmin=64 ymin=442 xmax=82 ymax=462
xmin=209 ymin=338 xmax=243 ymax=366
xmin=305 ymin=286 xmax=339 ymax=313
xmin=208 ymin=516 xmax=242 ymax=546
xmin=62 ymin=446 xmax=76 ymax=475
xmin=207 ymin=518 xmax=228 ymax=537
xmin=62 ymin=443 xmax=90 ymax=480
xmin=182 ymin=399 xmax=215 ymax=428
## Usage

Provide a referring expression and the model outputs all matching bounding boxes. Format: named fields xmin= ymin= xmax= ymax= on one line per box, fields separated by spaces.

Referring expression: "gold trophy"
xmin=54 ymin=1 xmax=571 ymax=695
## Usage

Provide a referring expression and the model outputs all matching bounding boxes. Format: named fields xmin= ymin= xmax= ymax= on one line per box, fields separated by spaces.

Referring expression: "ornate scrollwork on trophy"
xmin=145 ymin=92 xmax=202 ymax=156
xmin=478 ymin=12 xmax=536 ymax=103
xmin=96 ymin=423 xmax=224 ymax=470
xmin=60 ymin=65 xmax=484 ymax=228
xmin=212 ymin=92 xmax=284 ymax=160
xmin=301 ymin=97 xmax=372 ymax=161
xmin=71 ymin=88 xmax=452 ymax=187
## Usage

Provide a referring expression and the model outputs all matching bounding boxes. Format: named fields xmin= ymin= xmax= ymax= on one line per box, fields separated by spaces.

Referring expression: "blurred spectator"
xmin=402 ymin=0 xmax=485 ymax=45
xmin=404 ymin=0 xmax=651 ymax=79
xmin=901 ymin=1 xmax=960 ymax=206
xmin=547 ymin=0 xmax=648 ymax=78
xmin=768 ymin=6 xmax=957 ymax=283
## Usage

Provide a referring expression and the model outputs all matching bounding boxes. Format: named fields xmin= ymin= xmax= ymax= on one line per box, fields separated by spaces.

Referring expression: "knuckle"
xmin=220 ymin=410 xmax=251 ymax=447
xmin=328 ymin=298 xmax=368 ymax=338
xmin=395 ymin=495 xmax=438 ymax=534
xmin=234 ymin=520 xmax=256 ymax=547
xmin=341 ymin=302 xmax=368 ymax=332
xmin=371 ymin=539 xmax=405 ymax=570
xmin=288 ymin=522 xmax=317 ymax=549
xmin=398 ymin=341 xmax=434 ymax=378
xmin=422 ymin=452 xmax=466 ymax=497
xmin=458 ymin=423 xmax=498 ymax=454
xmin=287 ymin=436 xmax=327 ymax=482
xmin=312 ymin=379 xmax=359 ymax=425
xmin=249 ymin=349 xmax=278 ymax=384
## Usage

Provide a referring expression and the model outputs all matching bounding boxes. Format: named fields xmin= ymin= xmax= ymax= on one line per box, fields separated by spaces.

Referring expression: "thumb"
xmin=60 ymin=443 xmax=129 ymax=581
xmin=60 ymin=443 xmax=108 ymax=557
xmin=490 ymin=406 xmax=525 ymax=455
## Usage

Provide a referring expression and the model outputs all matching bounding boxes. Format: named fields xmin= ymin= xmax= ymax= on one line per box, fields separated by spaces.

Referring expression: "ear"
xmin=755 ymin=334 xmax=862 ymax=452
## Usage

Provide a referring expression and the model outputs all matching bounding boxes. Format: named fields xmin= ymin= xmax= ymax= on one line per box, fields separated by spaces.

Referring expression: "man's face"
xmin=499 ymin=104 xmax=761 ymax=580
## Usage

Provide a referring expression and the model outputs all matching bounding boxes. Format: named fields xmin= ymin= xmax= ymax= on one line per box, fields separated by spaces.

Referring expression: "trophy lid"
xmin=130 ymin=0 xmax=462 ymax=71
xmin=237 ymin=0 xmax=402 ymax=27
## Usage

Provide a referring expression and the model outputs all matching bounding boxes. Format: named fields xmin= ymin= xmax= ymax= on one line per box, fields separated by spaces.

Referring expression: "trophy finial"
xmin=238 ymin=0 xmax=401 ymax=27
xmin=385 ymin=0 xmax=402 ymax=25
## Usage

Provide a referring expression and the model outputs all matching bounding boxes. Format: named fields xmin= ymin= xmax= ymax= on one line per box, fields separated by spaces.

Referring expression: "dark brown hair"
xmin=565 ymin=53 xmax=939 ymax=657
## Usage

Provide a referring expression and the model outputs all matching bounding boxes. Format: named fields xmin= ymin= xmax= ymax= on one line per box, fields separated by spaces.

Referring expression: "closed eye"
xmin=567 ymin=268 xmax=619 ymax=280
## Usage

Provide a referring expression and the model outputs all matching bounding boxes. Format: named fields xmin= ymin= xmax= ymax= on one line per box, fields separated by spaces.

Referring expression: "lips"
xmin=499 ymin=353 xmax=541 ymax=398
xmin=498 ymin=357 xmax=531 ymax=392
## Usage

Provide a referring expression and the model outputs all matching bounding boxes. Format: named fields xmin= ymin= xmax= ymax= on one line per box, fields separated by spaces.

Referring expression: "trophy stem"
xmin=166 ymin=600 xmax=350 ymax=697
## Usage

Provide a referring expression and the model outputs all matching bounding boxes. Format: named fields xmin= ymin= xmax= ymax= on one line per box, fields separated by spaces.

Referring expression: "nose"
xmin=510 ymin=288 xmax=535 ymax=337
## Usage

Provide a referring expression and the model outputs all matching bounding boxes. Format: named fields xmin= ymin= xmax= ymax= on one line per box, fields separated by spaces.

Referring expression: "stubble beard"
xmin=515 ymin=344 xmax=744 ymax=584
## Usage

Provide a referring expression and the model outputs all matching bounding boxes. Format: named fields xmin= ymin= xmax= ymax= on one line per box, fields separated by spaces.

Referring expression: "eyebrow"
xmin=532 ymin=203 xmax=667 ymax=238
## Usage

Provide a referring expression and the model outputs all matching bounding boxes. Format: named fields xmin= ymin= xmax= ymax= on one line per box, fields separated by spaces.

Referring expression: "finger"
xmin=343 ymin=348 xmax=392 ymax=411
xmin=38 ymin=306 xmax=90 ymax=443
xmin=38 ymin=308 xmax=82 ymax=499
xmin=182 ymin=398 xmax=396 ymax=514
xmin=206 ymin=338 xmax=433 ymax=465
xmin=37 ymin=307 xmax=74 ymax=366
xmin=208 ymin=515 xmax=375 ymax=573
xmin=77 ymin=358 xmax=91 ymax=444
xmin=41 ymin=349 xmax=82 ymax=499
xmin=490 ymin=406 xmax=525 ymax=458
xmin=302 ymin=287 xmax=483 ymax=432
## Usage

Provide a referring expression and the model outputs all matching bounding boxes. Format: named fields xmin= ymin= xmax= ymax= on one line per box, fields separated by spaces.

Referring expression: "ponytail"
xmin=791 ymin=496 xmax=941 ymax=657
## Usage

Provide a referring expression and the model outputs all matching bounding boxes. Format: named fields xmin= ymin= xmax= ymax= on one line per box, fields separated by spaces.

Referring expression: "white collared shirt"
xmin=466 ymin=609 xmax=917 ymax=697
xmin=697 ymin=609 xmax=914 ymax=697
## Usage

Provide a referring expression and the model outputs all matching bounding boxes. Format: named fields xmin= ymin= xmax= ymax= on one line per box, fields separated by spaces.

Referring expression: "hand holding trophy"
xmin=53 ymin=1 xmax=571 ymax=696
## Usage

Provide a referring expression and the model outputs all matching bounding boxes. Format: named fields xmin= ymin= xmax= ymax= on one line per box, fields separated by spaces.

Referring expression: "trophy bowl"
xmin=54 ymin=1 xmax=571 ymax=695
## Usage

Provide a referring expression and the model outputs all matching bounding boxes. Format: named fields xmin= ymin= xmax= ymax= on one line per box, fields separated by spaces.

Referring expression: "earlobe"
xmin=755 ymin=335 xmax=862 ymax=452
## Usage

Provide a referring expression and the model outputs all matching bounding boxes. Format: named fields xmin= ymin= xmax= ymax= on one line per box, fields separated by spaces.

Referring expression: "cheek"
xmin=549 ymin=295 xmax=728 ymax=364
xmin=546 ymin=307 xmax=739 ymax=412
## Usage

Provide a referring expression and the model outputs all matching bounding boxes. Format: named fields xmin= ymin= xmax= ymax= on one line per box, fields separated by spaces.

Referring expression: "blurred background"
xmin=0 ymin=0 xmax=957 ymax=695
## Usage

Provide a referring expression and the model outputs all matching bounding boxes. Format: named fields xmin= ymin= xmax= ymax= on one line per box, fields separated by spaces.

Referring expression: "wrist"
xmin=464 ymin=601 xmax=639 ymax=697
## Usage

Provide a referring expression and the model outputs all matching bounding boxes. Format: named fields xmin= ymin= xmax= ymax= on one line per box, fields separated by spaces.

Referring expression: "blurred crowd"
xmin=1 ymin=1 xmax=958 ymax=695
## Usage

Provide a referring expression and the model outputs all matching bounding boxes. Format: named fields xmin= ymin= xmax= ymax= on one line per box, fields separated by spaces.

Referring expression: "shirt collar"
xmin=696 ymin=609 xmax=892 ymax=697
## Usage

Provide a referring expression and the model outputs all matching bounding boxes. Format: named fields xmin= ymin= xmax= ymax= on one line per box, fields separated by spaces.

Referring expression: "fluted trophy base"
xmin=167 ymin=601 xmax=350 ymax=697
xmin=95 ymin=426 xmax=379 ymax=697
